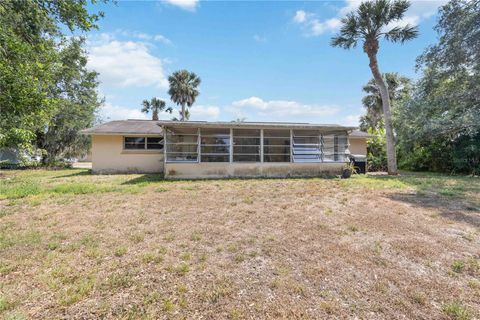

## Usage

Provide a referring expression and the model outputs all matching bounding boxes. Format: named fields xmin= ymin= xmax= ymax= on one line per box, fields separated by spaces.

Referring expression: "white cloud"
xmin=163 ymin=0 xmax=199 ymax=11
xmin=253 ymin=34 xmax=267 ymax=43
xmin=232 ymin=96 xmax=339 ymax=118
xmin=293 ymin=10 xmax=307 ymax=23
xmin=113 ymin=29 xmax=172 ymax=45
xmin=342 ymin=114 xmax=361 ymax=127
xmin=100 ymin=102 xmax=148 ymax=121
xmin=87 ymin=38 xmax=168 ymax=88
xmin=189 ymin=105 xmax=221 ymax=120
xmin=294 ymin=0 xmax=447 ymax=37
xmin=311 ymin=18 xmax=342 ymax=36
xmin=153 ymin=34 xmax=173 ymax=45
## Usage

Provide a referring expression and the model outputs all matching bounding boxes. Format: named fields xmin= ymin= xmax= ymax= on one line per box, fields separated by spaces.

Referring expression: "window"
xmin=334 ymin=135 xmax=349 ymax=162
xmin=263 ymin=129 xmax=290 ymax=162
xmin=147 ymin=137 xmax=163 ymax=149
xmin=124 ymin=137 xmax=163 ymax=150
xmin=165 ymin=128 xmax=198 ymax=162
xmin=322 ymin=135 xmax=335 ymax=162
xmin=124 ymin=137 xmax=145 ymax=150
xmin=292 ymin=130 xmax=321 ymax=162
xmin=233 ymin=129 xmax=260 ymax=162
xmin=322 ymin=134 xmax=349 ymax=162
xmin=200 ymin=128 xmax=230 ymax=162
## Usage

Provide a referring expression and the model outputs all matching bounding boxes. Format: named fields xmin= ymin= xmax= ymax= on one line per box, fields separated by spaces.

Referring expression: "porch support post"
xmin=229 ymin=128 xmax=233 ymax=163
xmin=197 ymin=128 xmax=201 ymax=163
xmin=290 ymin=129 xmax=293 ymax=163
xmin=163 ymin=126 xmax=167 ymax=165
xmin=260 ymin=129 xmax=264 ymax=163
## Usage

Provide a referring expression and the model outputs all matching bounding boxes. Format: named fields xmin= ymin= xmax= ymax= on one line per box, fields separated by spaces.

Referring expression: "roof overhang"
xmin=157 ymin=120 xmax=356 ymax=132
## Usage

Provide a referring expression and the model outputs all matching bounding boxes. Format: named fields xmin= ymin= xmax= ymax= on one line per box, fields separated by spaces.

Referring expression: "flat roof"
xmin=158 ymin=120 xmax=356 ymax=131
xmin=82 ymin=119 xmax=358 ymax=135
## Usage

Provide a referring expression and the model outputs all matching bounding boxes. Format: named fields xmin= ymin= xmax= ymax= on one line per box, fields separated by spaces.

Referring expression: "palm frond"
xmin=387 ymin=0 xmax=410 ymax=21
xmin=384 ymin=24 xmax=418 ymax=43
xmin=330 ymin=13 xmax=360 ymax=49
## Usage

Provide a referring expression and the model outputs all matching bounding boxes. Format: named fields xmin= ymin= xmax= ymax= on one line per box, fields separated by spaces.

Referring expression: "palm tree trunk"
xmin=366 ymin=49 xmax=398 ymax=175
xmin=181 ymin=103 xmax=185 ymax=121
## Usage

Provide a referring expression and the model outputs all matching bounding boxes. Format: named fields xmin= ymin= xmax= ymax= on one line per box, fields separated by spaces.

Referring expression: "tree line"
xmin=349 ymin=0 xmax=479 ymax=174
xmin=1 ymin=0 xmax=478 ymax=174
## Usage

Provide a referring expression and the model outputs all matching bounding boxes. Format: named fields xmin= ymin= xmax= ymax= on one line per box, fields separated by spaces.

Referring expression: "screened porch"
xmin=163 ymin=126 xmax=350 ymax=164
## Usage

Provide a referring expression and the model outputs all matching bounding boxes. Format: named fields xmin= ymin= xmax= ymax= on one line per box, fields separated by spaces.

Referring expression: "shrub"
xmin=366 ymin=128 xmax=387 ymax=172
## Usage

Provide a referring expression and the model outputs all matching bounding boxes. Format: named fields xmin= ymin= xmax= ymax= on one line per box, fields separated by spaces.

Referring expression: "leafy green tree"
xmin=395 ymin=0 xmax=479 ymax=174
xmin=0 ymin=0 xmax=105 ymax=152
xmin=168 ymin=70 xmax=201 ymax=121
xmin=35 ymin=38 xmax=102 ymax=164
xmin=141 ymin=98 xmax=172 ymax=120
xmin=366 ymin=128 xmax=388 ymax=171
xmin=331 ymin=0 xmax=418 ymax=175
xmin=359 ymin=73 xmax=411 ymax=131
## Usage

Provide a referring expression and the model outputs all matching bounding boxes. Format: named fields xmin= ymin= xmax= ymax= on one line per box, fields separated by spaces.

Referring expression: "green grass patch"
xmin=0 ymin=179 xmax=41 ymax=199
xmin=50 ymin=183 xmax=119 ymax=195
xmin=442 ymin=301 xmax=472 ymax=320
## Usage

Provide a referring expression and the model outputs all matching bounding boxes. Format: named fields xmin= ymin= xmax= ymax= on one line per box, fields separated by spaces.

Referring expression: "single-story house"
xmin=81 ymin=120 xmax=374 ymax=178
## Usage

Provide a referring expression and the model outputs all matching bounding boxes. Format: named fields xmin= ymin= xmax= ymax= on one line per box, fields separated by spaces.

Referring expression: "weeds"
xmin=114 ymin=246 xmax=128 ymax=257
xmin=442 ymin=302 xmax=472 ymax=320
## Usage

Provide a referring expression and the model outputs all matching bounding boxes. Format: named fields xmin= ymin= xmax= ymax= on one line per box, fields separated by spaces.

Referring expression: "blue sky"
xmin=85 ymin=0 xmax=445 ymax=126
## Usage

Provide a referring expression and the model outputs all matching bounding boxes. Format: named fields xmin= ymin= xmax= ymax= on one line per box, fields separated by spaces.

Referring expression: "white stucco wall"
xmin=91 ymin=135 xmax=164 ymax=174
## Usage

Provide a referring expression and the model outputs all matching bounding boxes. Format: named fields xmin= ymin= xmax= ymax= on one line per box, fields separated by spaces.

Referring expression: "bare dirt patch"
xmin=0 ymin=170 xmax=479 ymax=319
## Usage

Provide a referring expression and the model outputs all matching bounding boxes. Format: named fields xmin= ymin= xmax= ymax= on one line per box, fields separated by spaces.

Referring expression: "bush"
xmin=366 ymin=128 xmax=387 ymax=172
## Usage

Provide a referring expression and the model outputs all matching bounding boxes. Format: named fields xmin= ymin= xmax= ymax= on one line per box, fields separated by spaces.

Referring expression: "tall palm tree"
xmin=331 ymin=0 xmax=418 ymax=175
xmin=359 ymin=73 xmax=411 ymax=131
xmin=167 ymin=70 xmax=201 ymax=121
xmin=171 ymin=109 xmax=190 ymax=121
xmin=141 ymin=97 xmax=172 ymax=120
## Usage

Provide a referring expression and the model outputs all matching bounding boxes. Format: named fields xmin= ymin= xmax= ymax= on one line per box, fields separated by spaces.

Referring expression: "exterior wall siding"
xmin=92 ymin=135 xmax=164 ymax=174
xmin=349 ymin=138 xmax=367 ymax=156
xmin=165 ymin=162 xmax=345 ymax=179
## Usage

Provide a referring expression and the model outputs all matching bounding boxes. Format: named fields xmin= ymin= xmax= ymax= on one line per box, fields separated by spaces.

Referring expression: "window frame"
xmin=123 ymin=136 xmax=164 ymax=151
xmin=165 ymin=128 xmax=199 ymax=163
xmin=263 ymin=129 xmax=291 ymax=163
xmin=232 ymin=129 xmax=261 ymax=163
xmin=199 ymin=128 xmax=230 ymax=163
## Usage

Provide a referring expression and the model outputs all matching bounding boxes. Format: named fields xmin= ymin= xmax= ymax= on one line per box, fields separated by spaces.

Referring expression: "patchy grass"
xmin=0 ymin=169 xmax=479 ymax=319
xmin=442 ymin=301 xmax=473 ymax=320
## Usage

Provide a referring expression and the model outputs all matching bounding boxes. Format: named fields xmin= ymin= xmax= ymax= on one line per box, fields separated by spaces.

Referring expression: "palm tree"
xmin=171 ymin=109 xmax=190 ymax=121
xmin=167 ymin=70 xmax=201 ymax=121
xmin=331 ymin=0 xmax=418 ymax=175
xmin=141 ymin=97 xmax=172 ymax=120
xmin=359 ymin=73 xmax=411 ymax=131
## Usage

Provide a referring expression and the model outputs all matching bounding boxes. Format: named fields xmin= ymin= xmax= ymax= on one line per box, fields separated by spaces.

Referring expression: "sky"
xmin=85 ymin=0 xmax=446 ymax=126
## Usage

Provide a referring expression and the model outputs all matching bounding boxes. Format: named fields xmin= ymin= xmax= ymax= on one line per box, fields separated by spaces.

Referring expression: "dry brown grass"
xmin=0 ymin=169 xmax=479 ymax=319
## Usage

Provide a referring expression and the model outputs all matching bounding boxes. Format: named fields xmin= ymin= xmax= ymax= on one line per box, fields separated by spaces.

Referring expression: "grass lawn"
xmin=0 ymin=169 xmax=479 ymax=319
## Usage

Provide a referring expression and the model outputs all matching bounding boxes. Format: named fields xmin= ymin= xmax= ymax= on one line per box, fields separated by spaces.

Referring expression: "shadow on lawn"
xmin=387 ymin=192 xmax=480 ymax=228
xmin=52 ymin=169 xmax=92 ymax=178
xmin=121 ymin=173 xmax=339 ymax=185
xmin=122 ymin=174 xmax=165 ymax=185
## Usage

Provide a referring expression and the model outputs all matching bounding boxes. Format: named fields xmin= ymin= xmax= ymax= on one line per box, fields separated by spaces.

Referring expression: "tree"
xmin=141 ymin=97 xmax=172 ymax=120
xmin=395 ymin=0 xmax=479 ymax=174
xmin=359 ymin=73 xmax=411 ymax=131
xmin=167 ymin=70 xmax=201 ymax=121
xmin=0 ymin=0 xmax=105 ymax=152
xmin=35 ymin=38 xmax=102 ymax=164
xmin=331 ymin=0 xmax=418 ymax=175
xmin=171 ymin=109 xmax=190 ymax=121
